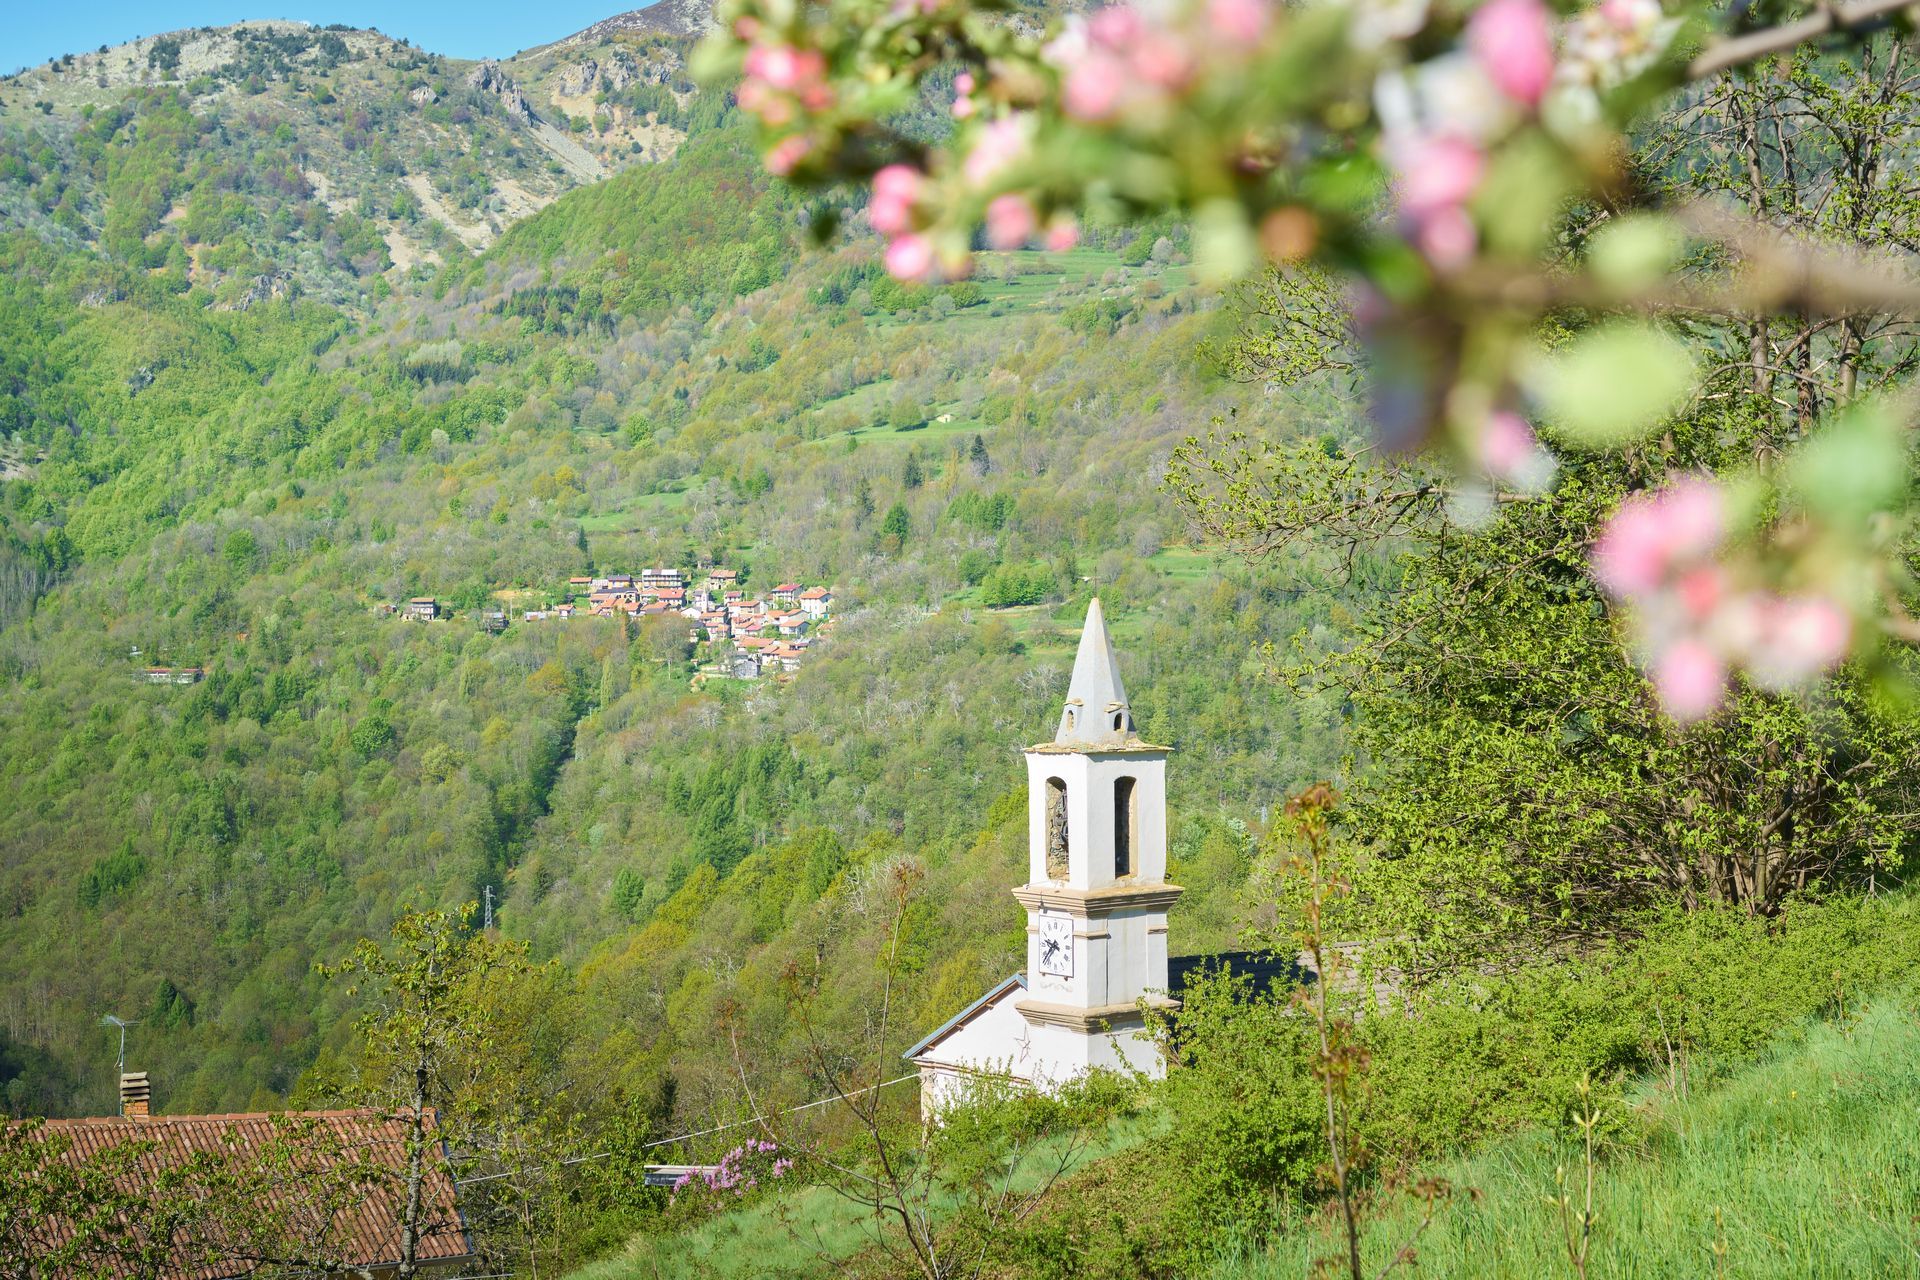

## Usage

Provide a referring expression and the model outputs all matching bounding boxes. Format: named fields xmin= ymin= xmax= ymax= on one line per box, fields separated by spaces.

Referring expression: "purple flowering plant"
xmin=669 ymin=1138 xmax=798 ymax=1213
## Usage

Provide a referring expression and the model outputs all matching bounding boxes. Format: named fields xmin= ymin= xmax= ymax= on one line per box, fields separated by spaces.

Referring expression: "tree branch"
xmin=1688 ymin=0 xmax=1919 ymax=82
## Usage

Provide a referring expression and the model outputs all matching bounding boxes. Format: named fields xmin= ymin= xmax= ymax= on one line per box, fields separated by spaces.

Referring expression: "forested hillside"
xmin=0 ymin=67 xmax=1352 ymax=1123
xmin=7 ymin=1 xmax=1920 ymax=1277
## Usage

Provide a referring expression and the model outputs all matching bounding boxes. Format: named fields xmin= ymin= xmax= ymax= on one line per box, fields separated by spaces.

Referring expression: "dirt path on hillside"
xmin=528 ymin=120 xmax=607 ymax=183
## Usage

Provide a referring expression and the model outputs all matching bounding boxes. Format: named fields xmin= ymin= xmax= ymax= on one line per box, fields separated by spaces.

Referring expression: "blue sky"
xmin=4 ymin=1 xmax=637 ymax=74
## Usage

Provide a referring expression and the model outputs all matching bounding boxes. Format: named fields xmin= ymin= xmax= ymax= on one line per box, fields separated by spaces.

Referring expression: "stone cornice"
xmin=1012 ymin=882 xmax=1185 ymax=918
xmin=1024 ymin=740 xmax=1169 ymax=756
xmin=1016 ymin=995 xmax=1180 ymax=1032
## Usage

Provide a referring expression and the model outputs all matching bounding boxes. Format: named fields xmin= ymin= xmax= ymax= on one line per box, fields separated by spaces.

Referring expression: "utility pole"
xmin=483 ymin=885 xmax=494 ymax=931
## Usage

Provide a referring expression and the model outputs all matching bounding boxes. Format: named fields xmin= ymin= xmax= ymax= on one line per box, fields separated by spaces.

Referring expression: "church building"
xmin=904 ymin=599 xmax=1198 ymax=1115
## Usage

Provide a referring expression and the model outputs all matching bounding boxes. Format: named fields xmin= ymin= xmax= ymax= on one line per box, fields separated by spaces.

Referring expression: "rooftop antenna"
xmin=101 ymin=1014 xmax=139 ymax=1077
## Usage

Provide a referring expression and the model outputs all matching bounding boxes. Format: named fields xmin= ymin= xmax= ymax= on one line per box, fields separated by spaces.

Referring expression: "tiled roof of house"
xmin=22 ymin=1108 xmax=472 ymax=1279
xmin=799 ymin=587 xmax=830 ymax=599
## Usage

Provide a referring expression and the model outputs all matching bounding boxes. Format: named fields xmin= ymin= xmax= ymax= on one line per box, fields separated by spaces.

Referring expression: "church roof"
xmin=1054 ymin=598 xmax=1143 ymax=748
xmin=902 ymin=973 xmax=1027 ymax=1062
xmin=1166 ymin=950 xmax=1312 ymax=995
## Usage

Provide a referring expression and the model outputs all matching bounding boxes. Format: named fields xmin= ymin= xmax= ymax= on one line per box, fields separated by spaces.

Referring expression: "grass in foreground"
xmin=568 ymin=1113 xmax=1161 ymax=1280
xmin=1218 ymin=995 xmax=1920 ymax=1280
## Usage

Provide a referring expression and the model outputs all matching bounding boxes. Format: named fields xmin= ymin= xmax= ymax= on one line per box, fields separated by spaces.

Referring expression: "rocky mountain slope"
xmin=0 ymin=15 xmax=714 ymax=304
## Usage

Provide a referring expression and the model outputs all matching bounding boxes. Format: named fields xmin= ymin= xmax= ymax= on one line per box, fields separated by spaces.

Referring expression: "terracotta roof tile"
xmin=20 ymin=1108 xmax=472 ymax=1278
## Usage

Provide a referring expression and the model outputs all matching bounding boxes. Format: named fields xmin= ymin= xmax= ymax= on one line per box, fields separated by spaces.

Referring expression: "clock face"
xmin=1038 ymin=915 xmax=1074 ymax=979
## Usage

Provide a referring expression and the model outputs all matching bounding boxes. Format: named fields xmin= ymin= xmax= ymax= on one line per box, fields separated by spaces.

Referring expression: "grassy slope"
xmin=1221 ymin=995 xmax=1920 ymax=1280
xmin=571 ymin=1114 xmax=1165 ymax=1280
xmin=563 ymin=988 xmax=1920 ymax=1280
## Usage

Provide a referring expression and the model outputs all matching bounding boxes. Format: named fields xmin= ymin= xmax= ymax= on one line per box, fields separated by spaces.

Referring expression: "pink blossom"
xmin=764 ymin=135 xmax=811 ymax=175
xmin=1207 ymin=0 xmax=1273 ymax=44
xmin=962 ymin=116 xmax=1031 ymax=185
xmin=1416 ymin=205 xmax=1477 ymax=268
xmin=1088 ymin=6 xmax=1144 ymax=48
xmin=869 ymin=164 xmax=923 ymax=236
xmin=732 ymin=16 xmax=761 ymax=39
xmin=1131 ymin=35 xmax=1194 ymax=88
xmin=743 ymin=45 xmax=824 ymax=93
xmin=736 ymin=80 xmax=793 ymax=127
xmin=1045 ymin=215 xmax=1080 ymax=251
xmin=1752 ymin=595 xmax=1851 ymax=686
xmin=952 ymin=71 xmax=977 ymax=118
xmin=1478 ymin=411 xmax=1535 ymax=477
xmin=1674 ymin=566 xmax=1725 ymax=621
xmin=1653 ymin=639 xmax=1726 ymax=722
xmin=1392 ymin=134 xmax=1486 ymax=218
xmin=986 ymin=194 xmax=1038 ymax=249
xmin=1063 ymin=51 xmax=1129 ymax=121
xmin=1468 ymin=0 xmax=1556 ymax=107
xmin=1592 ymin=478 xmax=1724 ymax=597
xmin=885 ymin=233 xmax=935 ymax=280
xmin=1598 ymin=0 xmax=1659 ymax=32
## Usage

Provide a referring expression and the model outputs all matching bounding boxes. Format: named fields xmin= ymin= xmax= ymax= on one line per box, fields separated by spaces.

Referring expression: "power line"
xmin=453 ymin=1073 xmax=920 ymax=1187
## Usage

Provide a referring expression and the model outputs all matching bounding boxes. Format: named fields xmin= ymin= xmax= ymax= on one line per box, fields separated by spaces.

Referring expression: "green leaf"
xmin=1786 ymin=399 xmax=1907 ymax=521
xmin=1193 ymin=200 xmax=1257 ymax=287
xmin=1531 ymin=323 xmax=1696 ymax=446
xmin=1588 ymin=215 xmax=1681 ymax=293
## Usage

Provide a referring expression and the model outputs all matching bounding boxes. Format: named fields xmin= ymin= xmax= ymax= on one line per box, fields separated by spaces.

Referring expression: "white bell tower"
xmin=1014 ymin=598 xmax=1181 ymax=1081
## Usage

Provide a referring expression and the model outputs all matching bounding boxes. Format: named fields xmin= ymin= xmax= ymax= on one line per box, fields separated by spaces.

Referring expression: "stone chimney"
xmin=119 ymin=1071 xmax=150 ymax=1121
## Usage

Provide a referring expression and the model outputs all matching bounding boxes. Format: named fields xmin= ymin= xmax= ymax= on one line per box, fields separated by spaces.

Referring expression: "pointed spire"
xmin=1056 ymin=598 xmax=1134 ymax=745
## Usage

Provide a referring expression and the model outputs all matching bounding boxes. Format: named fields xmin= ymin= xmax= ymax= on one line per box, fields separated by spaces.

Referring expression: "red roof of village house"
xmin=20 ymin=1108 xmax=472 ymax=1279
xmin=799 ymin=587 xmax=830 ymax=599
xmin=772 ymin=583 xmax=800 ymax=593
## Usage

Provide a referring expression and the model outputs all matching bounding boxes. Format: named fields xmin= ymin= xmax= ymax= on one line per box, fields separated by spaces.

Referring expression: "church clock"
xmin=1037 ymin=914 xmax=1074 ymax=978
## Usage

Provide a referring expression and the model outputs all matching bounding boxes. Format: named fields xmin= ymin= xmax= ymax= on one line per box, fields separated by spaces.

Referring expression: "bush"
xmin=980 ymin=562 xmax=1054 ymax=608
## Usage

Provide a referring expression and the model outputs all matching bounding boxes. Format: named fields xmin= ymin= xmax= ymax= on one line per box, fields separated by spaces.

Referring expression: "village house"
xmin=554 ymin=603 xmax=576 ymax=619
xmin=706 ymin=568 xmax=739 ymax=592
xmin=770 ymin=583 xmax=801 ymax=606
xmin=139 ymin=667 xmax=205 ymax=686
xmin=641 ymin=567 xmax=684 ymax=590
xmin=728 ymin=651 xmax=762 ymax=680
xmin=403 ymin=597 xmax=439 ymax=622
xmin=479 ymin=609 xmax=508 ymax=634
xmin=19 ymin=1073 xmax=474 ymax=1278
xmin=799 ymin=587 xmax=832 ymax=619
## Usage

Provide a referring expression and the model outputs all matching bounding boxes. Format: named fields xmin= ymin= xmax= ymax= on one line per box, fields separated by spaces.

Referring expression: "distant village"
xmin=390 ymin=567 xmax=836 ymax=681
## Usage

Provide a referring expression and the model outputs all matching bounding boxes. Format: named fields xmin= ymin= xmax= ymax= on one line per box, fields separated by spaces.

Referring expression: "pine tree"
xmin=968 ymin=434 xmax=991 ymax=476
xmin=902 ymin=454 xmax=924 ymax=490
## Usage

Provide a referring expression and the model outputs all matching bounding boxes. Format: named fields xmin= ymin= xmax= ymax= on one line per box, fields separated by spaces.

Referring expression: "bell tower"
xmin=1015 ymin=598 xmax=1181 ymax=1080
